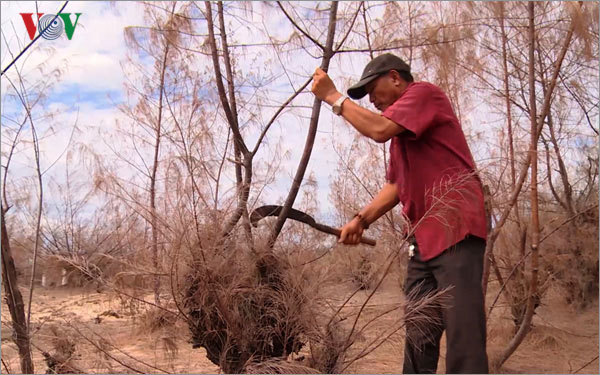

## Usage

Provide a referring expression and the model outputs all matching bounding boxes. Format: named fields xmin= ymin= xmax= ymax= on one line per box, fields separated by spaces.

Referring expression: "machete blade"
xmin=250 ymin=205 xmax=316 ymax=227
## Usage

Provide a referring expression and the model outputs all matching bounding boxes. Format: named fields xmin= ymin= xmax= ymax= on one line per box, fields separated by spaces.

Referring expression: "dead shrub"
xmin=350 ymin=252 xmax=376 ymax=290
xmin=505 ymin=262 xmax=551 ymax=330
xmin=542 ymin=218 xmax=599 ymax=310
xmin=136 ymin=307 xmax=177 ymax=334
xmin=107 ymin=271 xmax=154 ymax=316
xmin=134 ymin=306 xmax=180 ymax=363
xmin=184 ymin=248 xmax=309 ymax=373
xmin=160 ymin=334 xmax=179 ymax=364
xmin=402 ymin=286 xmax=451 ymax=356
xmin=526 ymin=326 xmax=564 ymax=350
xmin=244 ymin=358 xmax=321 ymax=374
xmin=180 ymin=224 xmax=449 ymax=374
xmin=42 ymin=325 xmax=82 ymax=374
xmin=486 ymin=314 xmax=516 ymax=345
xmin=305 ymin=318 xmax=349 ymax=374
xmin=495 ymin=224 xmax=550 ymax=330
xmin=337 ymin=247 xmax=381 ymax=291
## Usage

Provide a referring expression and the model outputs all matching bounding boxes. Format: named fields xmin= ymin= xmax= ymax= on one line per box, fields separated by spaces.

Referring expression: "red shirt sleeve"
xmin=386 ymin=154 xmax=396 ymax=182
xmin=382 ymin=82 xmax=441 ymax=139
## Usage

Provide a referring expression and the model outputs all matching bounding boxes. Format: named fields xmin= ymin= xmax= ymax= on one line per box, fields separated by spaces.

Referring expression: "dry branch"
xmin=267 ymin=1 xmax=339 ymax=247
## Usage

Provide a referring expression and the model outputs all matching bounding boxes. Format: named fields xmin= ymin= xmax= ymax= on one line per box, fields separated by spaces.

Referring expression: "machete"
xmin=250 ymin=205 xmax=376 ymax=246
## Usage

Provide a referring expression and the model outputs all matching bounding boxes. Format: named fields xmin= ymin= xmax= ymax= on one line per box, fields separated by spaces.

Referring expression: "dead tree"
xmin=1 ymin=209 xmax=34 ymax=373
xmin=267 ymin=1 xmax=341 ymax=247
xmin=494 ymin=2 xmax=578 ymax=368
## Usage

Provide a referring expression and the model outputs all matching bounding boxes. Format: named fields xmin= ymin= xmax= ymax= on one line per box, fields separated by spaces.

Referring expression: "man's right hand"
xmin=312 ymin=68 xmax=341 ymax=105
xmin=338 ymin=217 xmax=364 ymax=245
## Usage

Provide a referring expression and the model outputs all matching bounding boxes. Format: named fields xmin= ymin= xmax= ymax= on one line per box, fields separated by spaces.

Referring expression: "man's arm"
xmin=339 ymin=182 xmax=400 ymax=244
xmin=356 ymin=182 xmax=400 ymax=227
xmin=312 ymin=68 xmax=404 ymax=143
xmin=338 ymin=98 xmax=404 ymax=143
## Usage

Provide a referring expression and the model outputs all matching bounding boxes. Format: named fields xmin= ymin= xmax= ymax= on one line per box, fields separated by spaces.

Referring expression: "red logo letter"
xmin=20 ymin=13 xmax=43 ymax=40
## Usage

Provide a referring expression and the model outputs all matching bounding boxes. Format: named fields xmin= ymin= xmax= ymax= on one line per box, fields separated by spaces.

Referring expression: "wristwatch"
xmin=332 ymin=95 xmax=348 ymax=116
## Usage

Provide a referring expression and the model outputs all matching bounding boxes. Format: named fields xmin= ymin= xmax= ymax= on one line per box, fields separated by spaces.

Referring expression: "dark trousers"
xmin=403 ymin=236 xmax=488 ymax=374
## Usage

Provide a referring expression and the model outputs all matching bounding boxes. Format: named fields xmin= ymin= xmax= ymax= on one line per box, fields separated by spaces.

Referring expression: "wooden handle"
xmin=313 ymin=223 xmax=377 ymax=247
xmin=359 ymin=236 xmax=377 ymax=246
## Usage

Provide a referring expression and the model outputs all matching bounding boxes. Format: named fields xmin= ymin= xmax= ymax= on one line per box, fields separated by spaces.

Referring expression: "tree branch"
xmin=267 ymin=1 xmax=339 ymax=247
xmin=251 ymin=75 xmax=313 ymax=156
xmin=277 ymin=1 xmax=325 ymax=50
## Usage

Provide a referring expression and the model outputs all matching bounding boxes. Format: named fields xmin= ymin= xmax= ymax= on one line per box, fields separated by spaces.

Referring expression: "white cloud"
xmin=1 ymin=1 xmax=145 ymax=93
xmin=1 ymin=2 xmax=144 ymax=187
xmin=0 ymin=1 xmax=387 ymax=223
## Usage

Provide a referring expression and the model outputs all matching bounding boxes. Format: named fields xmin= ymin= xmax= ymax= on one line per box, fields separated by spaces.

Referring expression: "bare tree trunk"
xmin=481 ymin=2 xmax=576 ymax=301
xmin=150 ymin=38 xmax=170 ymax=307
xmin=25 ymin=105 xmax=44 ymax=340
xmin=482 ymin=2 xmax=520 ymax=299
xmin=496 ymin=3 xmax=540 ymax=366
xmin=3 ymin=73 xmax=44 ymax=372
xmin=407 ymin=2 xmax=416 ymax=65
xmin=361 ymin=3 xmax=374 ymax=60
xmin=537 ymin=55 xmax=575 ymax=216
xmin=4 ymin=73 xmax=45 ymax=339
xmin=500 ymin=2 xmax=516 ymax=191
xmin=204 ymin=1 xmax=254 ymax=242
xmin=482 ymin=185 xmax=505 ymax=299
xmin=1 ymin=209 xmax=34 ymax=374
xmin=361 ymin=3 xmax=396 ymax=231
xmin=498 ymin=1 xmax=522 ymax=231
xmin=267 ymin=1 xmax=339 ymax=247
xmin=217 ymin=1 xmax=253 ymax=245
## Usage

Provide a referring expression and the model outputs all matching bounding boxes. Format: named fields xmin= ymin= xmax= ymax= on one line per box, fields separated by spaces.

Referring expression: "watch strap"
xmin=332 ymin=95 xmax=348 ymax=115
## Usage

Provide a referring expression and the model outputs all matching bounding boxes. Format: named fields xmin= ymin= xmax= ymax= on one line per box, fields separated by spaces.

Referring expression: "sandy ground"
xmin=1 ymin=282 xmax=598 ymax=374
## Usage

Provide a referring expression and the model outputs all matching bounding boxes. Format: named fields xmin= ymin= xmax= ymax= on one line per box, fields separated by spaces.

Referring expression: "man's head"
xmin=347 ymin=53 xmax=413 ymax=111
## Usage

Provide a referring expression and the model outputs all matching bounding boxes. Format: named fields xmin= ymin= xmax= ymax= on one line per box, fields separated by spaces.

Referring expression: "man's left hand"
xmin=311 ymin=68 xmax=341 ymax=105
xmin=338 ymin=217 xmax=364 ymax=245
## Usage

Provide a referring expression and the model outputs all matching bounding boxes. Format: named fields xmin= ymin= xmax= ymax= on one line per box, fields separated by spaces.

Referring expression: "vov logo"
xmin=20 ymin=13 xmax=82 ymax=40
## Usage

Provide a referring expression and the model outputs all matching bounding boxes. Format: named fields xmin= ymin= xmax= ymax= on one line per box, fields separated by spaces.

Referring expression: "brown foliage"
xmin=542 ymin=218 xmax=599 ymax=310
xmin=42 ymin=325 xmax=82 ymax=374
xmin=184 ymin=248 xmax=308 ymax=373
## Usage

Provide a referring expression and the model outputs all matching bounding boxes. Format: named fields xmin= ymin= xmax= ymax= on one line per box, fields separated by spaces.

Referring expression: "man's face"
xmin=365 ymin=70 xmax=406 ymax=112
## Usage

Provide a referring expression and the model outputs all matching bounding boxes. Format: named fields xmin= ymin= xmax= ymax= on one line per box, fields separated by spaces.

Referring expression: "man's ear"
xmin=389 ymin=70 xmax=406 ymax=87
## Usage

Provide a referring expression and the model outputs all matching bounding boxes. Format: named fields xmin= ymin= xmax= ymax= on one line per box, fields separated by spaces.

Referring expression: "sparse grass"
xmin=42 ymin=325 xmax=81 ymax=374
xmin=244 ymin=358 xmax=321 ymax=374
xmin=527 ymin=327 xmax=564 ymax=350
xmin=2 ymin=265 xmax=598 ymax=374
xmin=136 ymin=307 xmax=177 ymax=334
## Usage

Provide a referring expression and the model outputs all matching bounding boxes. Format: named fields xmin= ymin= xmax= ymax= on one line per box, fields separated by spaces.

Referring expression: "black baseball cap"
xmin=347 ymin=53 xmax=412 ymax=99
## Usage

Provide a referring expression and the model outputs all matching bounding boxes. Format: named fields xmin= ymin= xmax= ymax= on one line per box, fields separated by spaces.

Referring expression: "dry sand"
xmin=1 ymin=282 xmax=597 ymax=374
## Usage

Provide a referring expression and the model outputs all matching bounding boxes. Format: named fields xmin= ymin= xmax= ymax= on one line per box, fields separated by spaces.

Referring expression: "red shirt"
xmin=382 ymin=82 xmax=487 ymax=261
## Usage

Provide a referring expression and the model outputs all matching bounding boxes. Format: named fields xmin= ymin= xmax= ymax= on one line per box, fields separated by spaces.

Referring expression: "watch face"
xmin=332 ymin=96 xmax=346 ymax=115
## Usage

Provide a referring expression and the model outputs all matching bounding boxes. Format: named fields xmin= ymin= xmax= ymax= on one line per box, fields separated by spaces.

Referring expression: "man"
xmin=311 ymin=53 xmax=488 ymax=374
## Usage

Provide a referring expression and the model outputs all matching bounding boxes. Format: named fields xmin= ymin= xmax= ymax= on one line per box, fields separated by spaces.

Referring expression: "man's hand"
xmin=338 ymin=183 xmax=400 ymax=245
xmin=311 ymin=68 xmax=342 ymax=105
xmin=338 ymin=217 xmax=364 ymax=245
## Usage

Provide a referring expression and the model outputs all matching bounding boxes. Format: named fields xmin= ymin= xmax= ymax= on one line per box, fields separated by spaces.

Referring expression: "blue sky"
xmin=1 ymin=2 xmax=142 ymax=220
xmin=1 ymin=1 xmax=141 ymax=122
xmin=1 ymin=1 xmax=371 ymax=224
xmin=3 ymin=1 xmax=594 ymax=229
